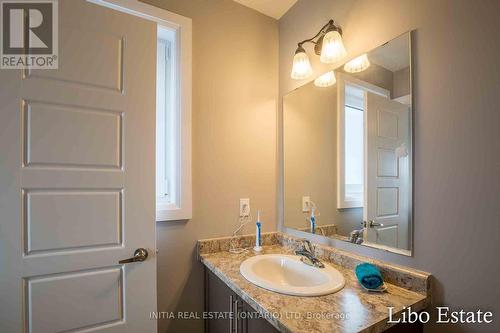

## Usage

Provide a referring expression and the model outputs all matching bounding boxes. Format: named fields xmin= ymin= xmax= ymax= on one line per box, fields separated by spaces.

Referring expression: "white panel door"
xmin=0 ymin=1 xmax=157 ymax=332
xmin=364 ymin=92 xmax=410 ymax=249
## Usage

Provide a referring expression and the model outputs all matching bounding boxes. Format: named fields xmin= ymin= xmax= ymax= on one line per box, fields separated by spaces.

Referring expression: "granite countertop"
xmin=198 ymin=234 xmax=431 ymax=333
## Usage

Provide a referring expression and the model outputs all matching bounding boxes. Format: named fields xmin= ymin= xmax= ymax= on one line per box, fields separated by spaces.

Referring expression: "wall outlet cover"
xmin=240 ymin=198 xmax=250 ymax=217
xmin=302 ymin=196 xmax=311 ymax=212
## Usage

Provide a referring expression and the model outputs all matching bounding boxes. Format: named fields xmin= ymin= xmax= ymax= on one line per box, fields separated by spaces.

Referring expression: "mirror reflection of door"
xmin=338 ymin=72 xmax=411 ymax=251
xmin=364 ymin=92 xmax=410 ymax=249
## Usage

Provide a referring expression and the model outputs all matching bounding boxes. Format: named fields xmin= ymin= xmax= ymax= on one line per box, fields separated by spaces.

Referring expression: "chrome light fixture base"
xmin=290 ymin=19 xmax=346 ymax=80
xmin=313 ymin=21 xmax=343 ymax=56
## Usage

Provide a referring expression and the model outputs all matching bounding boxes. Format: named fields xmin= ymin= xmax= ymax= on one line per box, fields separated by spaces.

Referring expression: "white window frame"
xmin=156 ymin=33 xmax=175 ymax=210
xmin=88 ymin=0 xmax=192 ymax=221
xmin=336 ymin=72 xmax=389 ymax=209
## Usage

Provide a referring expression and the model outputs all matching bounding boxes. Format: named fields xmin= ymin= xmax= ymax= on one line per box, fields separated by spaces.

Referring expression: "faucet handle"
xmin=298 ymin=239 xmax=314 ymax=253
xmin=304 ymin=239 xmax=313 ymax=253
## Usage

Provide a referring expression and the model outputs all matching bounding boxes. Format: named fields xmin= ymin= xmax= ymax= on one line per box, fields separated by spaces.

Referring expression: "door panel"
xmin=0 ymin=1 xmax=157 ymax=332
xmin=24 ymin=189 xmax=123 ymax=255
xmin=27 ymin=267 xmax=123 ymax=333
xmin=26 ymin=28 xmax=124 ymax=92
xmin=377 ymin=109 xmax=399 ymax=139
xmin=364 ymin=93 xmax=409 ymax=249
xmin=376 ymin=187 xmax=399 ymax=217
xmin=23 ymin=101 xmax=122 ymax=168
xmin=375 ymin=225 xmax=399 ymax=248
xmin=377 ymin=148 xmax=398 ymax=177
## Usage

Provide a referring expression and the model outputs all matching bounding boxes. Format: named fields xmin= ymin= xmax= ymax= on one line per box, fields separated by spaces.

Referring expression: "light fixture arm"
xmin=290 ymin=18 xmax=346 ymax=80
xmin=295 ymin=19 xmax=342 ymax=55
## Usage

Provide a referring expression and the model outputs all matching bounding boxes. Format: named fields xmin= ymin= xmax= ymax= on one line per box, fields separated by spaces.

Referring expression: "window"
xmin=155 ymin=24 xmax=192 ymax=222
xmin=344 ymin=84 xmax=364 ymax=203
xmin=91 ymin=0 xmax=192 ymax=222
xmin=337 ymin=73 xmax=389 ymax=208
xmin=156 ymin=28 xmax=176 ymax=210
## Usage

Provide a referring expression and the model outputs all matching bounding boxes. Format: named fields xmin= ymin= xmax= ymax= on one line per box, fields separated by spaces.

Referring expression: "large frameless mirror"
xmin=283 ymin=32 xmax=413 ymax=255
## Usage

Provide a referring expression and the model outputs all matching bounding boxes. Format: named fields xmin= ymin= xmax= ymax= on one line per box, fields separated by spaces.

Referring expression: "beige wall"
xmin=393 ymin=66 xmax=410 ymax=98
xmin=283 ymin=81 xmax=337 ymax=229
xmin=280 ymin=0 xmax=500 ymax=332
xmin=142 ymin=0 xmax=278 ymax=332
xmin=283 ymin=81 xmax=362 ymax=235
xmin=339 ymin=63 xmax=394 ymax=95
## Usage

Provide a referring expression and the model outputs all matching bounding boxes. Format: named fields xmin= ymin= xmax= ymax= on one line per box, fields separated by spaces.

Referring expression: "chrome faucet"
xmin=349 ymin=229 xmax=364 ymax=244
xmin=295 ymin=239 xmax=324 ymax=268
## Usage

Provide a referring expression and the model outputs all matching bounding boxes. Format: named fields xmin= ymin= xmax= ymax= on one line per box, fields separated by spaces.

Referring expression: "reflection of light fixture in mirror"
xmin=314 ymin=71 xmax=336 ymax=87
xmin=290 ymin=46 xmax=313 ymax=79
xmin=290 ymin=19 xmax=346 ymax=80
xmin=344 ymin=54 xmax=370 ymax=73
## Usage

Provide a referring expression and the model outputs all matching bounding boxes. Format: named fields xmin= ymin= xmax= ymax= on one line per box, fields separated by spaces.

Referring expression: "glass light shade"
xmin=291 ymin=50 xmax=313 ymax=80
xmin=320 ymin=30 xmax=347 ymax=64
xmin=344 ymin=54 xmax=370 ymax=73
xmin=314 ymin=71 xmax=336 ymax=87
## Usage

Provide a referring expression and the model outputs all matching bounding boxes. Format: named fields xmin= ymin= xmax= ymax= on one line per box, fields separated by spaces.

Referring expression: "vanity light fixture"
xmin=343 ymin=54 xmax=370 ymax=73
xmin=291 ymin=19 xmax=346 ymax=80
xmin=320 ymin=29 xmax=347 ymax=64
xmin=291 ymin=46 xmax=313 ymax=80
xmin=314 ymin=71 xmax=336 ymax=87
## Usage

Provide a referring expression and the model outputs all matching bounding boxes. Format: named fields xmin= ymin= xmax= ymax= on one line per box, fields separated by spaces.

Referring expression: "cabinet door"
xmin=206 ymin=269 xmax=234 ymax=333
xmin=205 ymin=269 xmax=279 ymax=333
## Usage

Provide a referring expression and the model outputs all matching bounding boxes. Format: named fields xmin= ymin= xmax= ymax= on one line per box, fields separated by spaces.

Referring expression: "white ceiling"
xmin=232 ymin=0 xmax=297 ymax=19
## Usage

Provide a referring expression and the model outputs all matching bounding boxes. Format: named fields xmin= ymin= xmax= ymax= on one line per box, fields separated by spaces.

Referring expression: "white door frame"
xmin=336 ymin=72 xmax=390 ymax=209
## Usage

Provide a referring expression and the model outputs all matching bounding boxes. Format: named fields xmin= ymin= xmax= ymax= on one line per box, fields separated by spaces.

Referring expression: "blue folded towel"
xmin=355 ymin=263 xmax=383 ymax=289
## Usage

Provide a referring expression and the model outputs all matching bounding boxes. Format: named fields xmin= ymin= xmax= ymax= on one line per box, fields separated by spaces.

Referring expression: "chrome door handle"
xmin=367 ymin=220 xmax=384 ymax=228
xmin=119 ymin=248 xmax=148 ymax=264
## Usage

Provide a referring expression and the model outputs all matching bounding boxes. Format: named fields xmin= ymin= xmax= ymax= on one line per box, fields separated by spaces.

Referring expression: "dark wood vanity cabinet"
xmin=205 ymin=269 xmax=279 ymax=333
xmin=204 ymin=268 xmax=422 ymax=333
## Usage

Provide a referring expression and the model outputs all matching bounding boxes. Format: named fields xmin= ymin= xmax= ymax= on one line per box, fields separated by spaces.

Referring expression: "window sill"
xmin=156 ymin=201 xmax=191 ymax=222
xmin=337 ymin=200 xmax=363 ymax=209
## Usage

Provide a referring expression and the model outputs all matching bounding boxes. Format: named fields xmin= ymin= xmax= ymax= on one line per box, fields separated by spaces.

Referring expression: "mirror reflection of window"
xmin=344 ymin=84 xmax=364 ymax=204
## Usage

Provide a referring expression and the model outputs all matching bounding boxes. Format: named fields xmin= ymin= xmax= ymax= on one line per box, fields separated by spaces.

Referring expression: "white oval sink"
xmin=240 ymin=254 xmax=345 ymax=296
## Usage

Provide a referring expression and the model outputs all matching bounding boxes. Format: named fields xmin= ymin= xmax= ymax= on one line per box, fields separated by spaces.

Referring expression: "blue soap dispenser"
xmin=253 ymin=211 xmax=263 ymax=252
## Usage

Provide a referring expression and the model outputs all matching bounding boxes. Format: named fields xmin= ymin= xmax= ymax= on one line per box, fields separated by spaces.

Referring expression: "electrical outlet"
xmin=239 ymin=198 xmax=250 ymax=217
xmin=302 ymin=196 xmax=311 ymax=212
